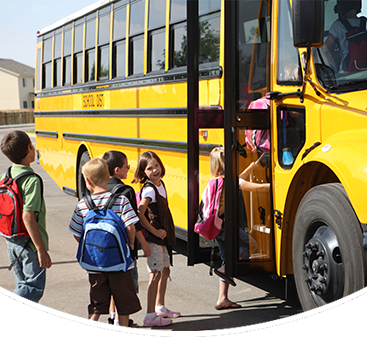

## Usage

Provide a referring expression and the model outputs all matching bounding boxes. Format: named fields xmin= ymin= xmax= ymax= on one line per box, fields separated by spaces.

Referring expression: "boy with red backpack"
xmin=0 ymin=130 xmax=52 ymax=302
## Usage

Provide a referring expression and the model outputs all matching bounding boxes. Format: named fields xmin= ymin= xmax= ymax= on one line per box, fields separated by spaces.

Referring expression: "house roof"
xmin=0 ymin=59 xmax=35 ymax=77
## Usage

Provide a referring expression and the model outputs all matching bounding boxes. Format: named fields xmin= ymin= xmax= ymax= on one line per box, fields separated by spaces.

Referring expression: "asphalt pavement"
xmin=0 ymin=125 xmax=302 ymax=332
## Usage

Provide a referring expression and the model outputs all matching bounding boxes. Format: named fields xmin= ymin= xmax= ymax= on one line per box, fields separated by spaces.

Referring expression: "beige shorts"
xmin=146 ymin=242 xmax=170 ymax=273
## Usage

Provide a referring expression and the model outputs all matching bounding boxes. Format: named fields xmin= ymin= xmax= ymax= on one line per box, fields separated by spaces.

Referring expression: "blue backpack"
xmin=76 ymin=193 xmax=132 ymax=272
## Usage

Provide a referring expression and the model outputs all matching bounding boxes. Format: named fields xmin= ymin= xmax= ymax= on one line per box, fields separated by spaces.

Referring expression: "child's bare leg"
xmin=217 ymin=279 xmax=231 ymax=306
xmin=147 ymin=271 xmax=161 ymax=313
xmin=156 ymin=267 xmax=170 ymax=307
xmin=118 ymin=315 xmax=129 ymax=327
xmin=110 ymin=296 xmax=116 ymax=318
xmin=88 ymin=313 xmax=100 ymax=321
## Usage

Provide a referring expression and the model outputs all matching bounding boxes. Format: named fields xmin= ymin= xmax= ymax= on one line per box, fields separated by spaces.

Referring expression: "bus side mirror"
xmin=292 ymin=0 xmax=324 ymax=48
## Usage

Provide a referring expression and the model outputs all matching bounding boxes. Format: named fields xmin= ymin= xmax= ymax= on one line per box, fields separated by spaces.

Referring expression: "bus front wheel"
xmin=77 ymin=150 xmax=90 ymax=200
xmin=293 ymin=183 xmax=365 ymax=311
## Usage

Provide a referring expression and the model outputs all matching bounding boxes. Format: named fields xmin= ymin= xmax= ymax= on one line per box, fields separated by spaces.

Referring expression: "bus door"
xmin=187 ymin=0 xmax=275 ymax=277
xmin=224 ymin=0 xmax=274 ymax=277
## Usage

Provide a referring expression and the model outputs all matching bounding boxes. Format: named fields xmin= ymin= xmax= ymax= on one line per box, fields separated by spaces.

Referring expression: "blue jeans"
xmin=7 ymin=236 xmax=46 ymax=302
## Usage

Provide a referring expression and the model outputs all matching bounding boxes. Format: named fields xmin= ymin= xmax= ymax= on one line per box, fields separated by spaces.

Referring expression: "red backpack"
xmin=0 ymin=167 xmax=43 ymax=239
xmin=340 ymin=17 xmax=367 ymax=72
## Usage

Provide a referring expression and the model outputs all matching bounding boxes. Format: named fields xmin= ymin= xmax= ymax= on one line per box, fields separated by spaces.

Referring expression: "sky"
xmin=1 ymin=0 xmax=96 ymax=68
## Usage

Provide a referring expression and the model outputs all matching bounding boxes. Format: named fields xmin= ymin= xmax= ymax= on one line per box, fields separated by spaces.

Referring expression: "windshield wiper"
xmin=328 ymin=79 xmax=367 ymax=92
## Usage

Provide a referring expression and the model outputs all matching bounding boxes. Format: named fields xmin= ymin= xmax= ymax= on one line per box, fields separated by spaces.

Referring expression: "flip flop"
xmin=215 ymin=302 xmax=242 ymax=310
xmin=214 ymin=269 xmax=237 ymax=286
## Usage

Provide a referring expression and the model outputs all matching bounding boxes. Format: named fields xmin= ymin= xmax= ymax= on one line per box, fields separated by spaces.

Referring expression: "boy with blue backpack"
xmin=69 ymin=158 xmax=141 ymax=326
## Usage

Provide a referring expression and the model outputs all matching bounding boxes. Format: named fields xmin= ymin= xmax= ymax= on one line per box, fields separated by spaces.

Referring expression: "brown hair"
xmin=337 ymin=0 xmax=361 ymax=16
xmin=132 ymin=151 xmax=165 ymax=184
xmin=102 ymin=150 xmax=127 ymax=176
xmin=81 ymin=158 xmax=109 ymax=187
xmin=210 ymin=147 xmax=225 ymax=177
xmin=1 ymin=130 xmax=31 ymax=164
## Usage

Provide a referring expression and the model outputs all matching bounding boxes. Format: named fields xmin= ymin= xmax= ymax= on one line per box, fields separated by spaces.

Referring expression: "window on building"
xmin=22 ymin=78 xmax=27 ymax=87
xmin=23 ymin=101 xmax=28 ymax=109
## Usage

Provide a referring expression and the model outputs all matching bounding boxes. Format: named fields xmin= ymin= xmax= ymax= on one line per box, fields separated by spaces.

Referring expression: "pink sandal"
xmin=143 ymin=315 xmax=172 ymax=327
xmin=156 ymin=309 xmax=181 ymax=318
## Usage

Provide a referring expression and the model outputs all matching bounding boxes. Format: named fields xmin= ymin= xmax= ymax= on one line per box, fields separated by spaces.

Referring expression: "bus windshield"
xmin=314 ymin=0 xmax=367 ymax=93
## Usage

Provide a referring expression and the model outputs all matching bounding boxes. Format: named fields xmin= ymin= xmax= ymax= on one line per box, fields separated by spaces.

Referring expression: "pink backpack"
xmin=245 ymin=97 xmax=270 ymax=153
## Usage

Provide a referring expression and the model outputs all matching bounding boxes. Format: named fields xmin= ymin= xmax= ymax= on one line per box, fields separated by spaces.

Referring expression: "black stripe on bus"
xmin=61 ymin=132 xmax=218 ymax=154
xmin=34 ymin=108 xmax=187 ymax=117
xmin=36 ymin=66 xmax=222 ymax=98
xmin=35 ymin=130 xmax=59 ymax=138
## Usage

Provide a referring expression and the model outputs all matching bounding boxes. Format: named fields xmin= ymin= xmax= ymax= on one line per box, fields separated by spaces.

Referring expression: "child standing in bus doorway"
xmin=323 ymin=0 xmax=364 ymax=72
xmin=132 ymin=151 xmax=180 ymax=327
xmin=208 ymin=147 xmax=270 ymax=310
xmin=102 ymin=150 xmax=151 ymax=327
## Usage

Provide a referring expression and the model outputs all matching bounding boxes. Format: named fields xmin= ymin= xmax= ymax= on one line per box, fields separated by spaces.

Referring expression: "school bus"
xmin=35 ymin=0 xmax=367 ymax=311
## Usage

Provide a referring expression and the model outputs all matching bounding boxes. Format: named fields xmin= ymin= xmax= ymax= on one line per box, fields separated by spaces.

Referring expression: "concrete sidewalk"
xmin=0 ymin=127 xmax=301 ymax=331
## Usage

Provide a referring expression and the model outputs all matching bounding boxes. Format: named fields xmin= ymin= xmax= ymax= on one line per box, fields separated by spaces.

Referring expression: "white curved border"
xmin=0 ymin=287 xmax=367 ymax=337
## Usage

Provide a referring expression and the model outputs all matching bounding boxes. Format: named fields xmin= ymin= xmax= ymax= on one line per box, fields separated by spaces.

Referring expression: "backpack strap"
xmin=339 ymin=17 xmax=353 ymax=31
xmin=359 ymin=16 xmax=367 ymax=32
xmin=84 ymin=193 xmax=99 ymax=211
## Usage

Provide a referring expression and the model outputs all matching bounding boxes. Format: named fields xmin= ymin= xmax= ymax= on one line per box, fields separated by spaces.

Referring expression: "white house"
xmin=0 ymin=59 xmax=35 ymax=110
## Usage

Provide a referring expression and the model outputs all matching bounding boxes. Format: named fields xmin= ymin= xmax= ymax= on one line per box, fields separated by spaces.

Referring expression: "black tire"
xmin=293 ymin=183 xmax=365 ymax=311
xmin=77 ymin=150 xmax=91 ymax=200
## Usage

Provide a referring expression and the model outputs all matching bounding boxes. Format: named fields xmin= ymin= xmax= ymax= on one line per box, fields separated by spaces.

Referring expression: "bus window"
xmin=277 ymin=0 xmax=302 ymax=85
xmin=149 ymin=28 xmax=166 ymax=72
xmin=114 ymin=41 xmax=126 ymax=78
xmin=64 ymin=24 xmax=72 ymax=86
xmin=36 ymin=47 xmax=41 ymax=91
xmin=237 ymin=0 xmax=270 ymax=109
xmin=170 ymin=0 xmax=186 ymax=23
xmin=73 ymin=20 xmax=84 ymax=84
xmin=113 ymin=5 xmax=127 ymax=78
xmin=85 ymin=14 xmax=96 ymax=82
xmin=86 ymin=50 xmax=96 ymax=82
xmin=63 ymin=57 xmax=71 ymax=86
xmin=277 ymin=107 xmax=305 ymax=169
xmin=199 ymin=0 xmax=221 ymax=15
xmin=148 ymin=0 xmax=166 ymax=72
xmin=199 ymin=12 xmax=220 ymax=65
xmin=148 ymin=0 xmax=166 ymax=30
xmin=54 ymin=29 xmax=62 ymax=87
xmin=98 ymin=6 xmax=111 ymax=80
xmin=314 ymin=0 xmax=367 ymax=90
xmin=171 ymin=23 xmax=187 ymax=68
xmin=42 ymin=35 xmax=53 ymax=89
xmin=170 ymin=0 xmax=187 ymax=69
xmin=129 ymin=0 xmax=145 ymax=75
